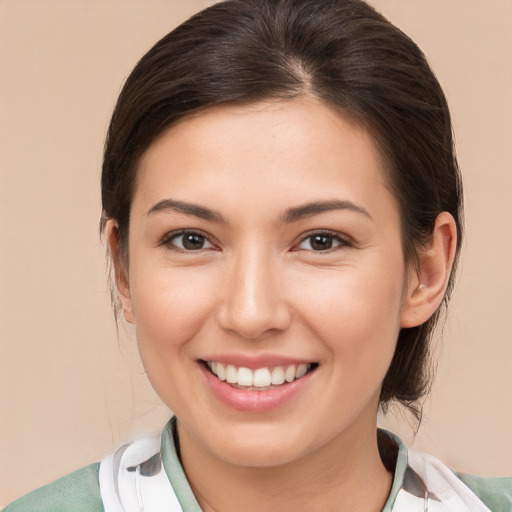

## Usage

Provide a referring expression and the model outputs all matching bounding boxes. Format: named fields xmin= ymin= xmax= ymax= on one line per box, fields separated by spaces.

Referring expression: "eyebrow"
xmin=281 ymin=200 xmax=372 ymax=223
xmin=147 ymin=199 xmax=227 ymax=223
xmin=147 ymin=198 xmax=371 ymax=224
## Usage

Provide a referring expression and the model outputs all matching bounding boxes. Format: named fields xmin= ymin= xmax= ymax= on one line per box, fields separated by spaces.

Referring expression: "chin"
xmin=214 ymin=438 xmax=305 ymax=468
xmin=194 ymin=419 xmax=317 ymax=468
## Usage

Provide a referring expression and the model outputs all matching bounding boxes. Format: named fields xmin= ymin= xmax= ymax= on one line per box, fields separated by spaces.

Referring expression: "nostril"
xmin=216 ymin=264 xmax=292 ymax=339
xmin=216 ymin=299 xmax=292 ymax=340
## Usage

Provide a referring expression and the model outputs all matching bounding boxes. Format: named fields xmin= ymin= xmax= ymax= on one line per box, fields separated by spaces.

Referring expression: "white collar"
xmin=99 ymin=431 xmax=491 ymax=512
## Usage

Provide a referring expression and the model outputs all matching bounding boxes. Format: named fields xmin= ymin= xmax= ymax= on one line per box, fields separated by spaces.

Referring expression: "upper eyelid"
xmin=295 ymin=230 xmax=353 ymax=245
xmin=289 ymin=232 xmax=354 ymax=254
xmin=159 ymin=228 xmax=352 ymax=250
xmin=161 ymin=229 xmax=217 ymax=249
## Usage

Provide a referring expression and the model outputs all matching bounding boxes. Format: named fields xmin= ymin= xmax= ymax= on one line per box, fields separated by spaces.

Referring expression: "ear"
xmin=401 ymin=212 xmax=458 ymax=328
xmin=106 ymin=220 xmax=135 ymax=324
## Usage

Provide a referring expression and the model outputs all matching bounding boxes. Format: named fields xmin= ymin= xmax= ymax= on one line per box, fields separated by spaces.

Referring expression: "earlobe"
xmin=106 ymin=220 xmax=135 ymax=324
xmin=401 ymin=212 xmax=458 ymax=328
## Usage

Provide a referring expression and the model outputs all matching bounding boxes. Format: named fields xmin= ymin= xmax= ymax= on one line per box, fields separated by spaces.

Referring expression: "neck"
xmin=177 ymin=418 xmax=393 ymax=512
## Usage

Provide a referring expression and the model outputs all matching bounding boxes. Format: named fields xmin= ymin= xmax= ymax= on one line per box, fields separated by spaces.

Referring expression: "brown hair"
xmin=101 ymin=0 xmax=463 ymax=417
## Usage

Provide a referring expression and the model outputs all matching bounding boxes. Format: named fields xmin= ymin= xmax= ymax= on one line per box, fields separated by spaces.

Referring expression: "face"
xmin=118 ymin=98 xmax=416 ymax=468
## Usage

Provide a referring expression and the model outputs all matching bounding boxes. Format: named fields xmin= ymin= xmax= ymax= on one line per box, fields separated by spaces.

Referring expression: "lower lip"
xmin=199 ymin=363 xmax=315 ymax=413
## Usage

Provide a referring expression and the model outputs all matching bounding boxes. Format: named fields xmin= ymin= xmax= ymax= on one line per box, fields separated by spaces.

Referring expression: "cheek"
xmin=129 ymin=264 xmax=219 ymax=353
xmin=299 ymin=264 xmax=404 ymax=329
xmin=293 ymin=259 xmax=405 ymax=366
xmin=127 ymin=264 xmax=221 ymax=412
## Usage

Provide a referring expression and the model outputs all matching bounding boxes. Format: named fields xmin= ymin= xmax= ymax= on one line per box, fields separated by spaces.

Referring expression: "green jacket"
xmin=4 ymin=418 xmax=511 ymax=512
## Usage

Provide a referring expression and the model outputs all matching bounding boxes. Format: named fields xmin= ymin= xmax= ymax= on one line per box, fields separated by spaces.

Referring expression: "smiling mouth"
xmin=202 ymin=361 xmax=318 ymax=390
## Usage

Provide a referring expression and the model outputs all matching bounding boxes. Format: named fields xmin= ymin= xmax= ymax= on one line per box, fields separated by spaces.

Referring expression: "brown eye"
xmin=310 ymin=235 xmax=333 ymax=250
xmin=166 ymin=231 xmax=214 ymax=251
xmin=182 ymin=233 xmax=206 ymax=250
xmin=296 ymin=232 xmax=351 ymax=252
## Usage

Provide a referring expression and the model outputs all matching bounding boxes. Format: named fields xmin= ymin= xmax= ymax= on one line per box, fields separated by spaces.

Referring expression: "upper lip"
xmin=200 ymin=353 xmax=316 ymax=370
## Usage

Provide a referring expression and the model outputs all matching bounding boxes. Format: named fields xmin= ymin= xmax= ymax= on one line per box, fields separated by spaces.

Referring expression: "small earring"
xmin=418 ymin=284 xmax=426 ymax=291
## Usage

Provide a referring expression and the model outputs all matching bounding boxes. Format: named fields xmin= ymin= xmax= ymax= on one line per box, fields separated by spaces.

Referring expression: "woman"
xmin=4 ymin=0 xmax=511 ymax=510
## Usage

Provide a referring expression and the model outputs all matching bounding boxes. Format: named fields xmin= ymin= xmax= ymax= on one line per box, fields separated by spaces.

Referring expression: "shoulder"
xmin=407 ymin=448 xmax=512 ymax=512
xmin=3 ymin=463 xmax=103 ymax=512
xmin=453 ymin=471 xmax=512 ymax=512
xmin=380 ymin=429 xmax=512 ymax=512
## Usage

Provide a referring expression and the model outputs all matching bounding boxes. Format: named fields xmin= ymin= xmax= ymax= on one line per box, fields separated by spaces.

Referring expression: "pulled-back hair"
xmin=101 ymin=0 xmax=463 ymax=417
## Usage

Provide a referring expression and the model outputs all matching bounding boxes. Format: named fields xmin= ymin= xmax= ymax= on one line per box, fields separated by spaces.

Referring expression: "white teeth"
xmin=226 ymin=364 xmax=237 ymax=384
xmin=271 ymin=366 xmax=285 ymax=385
xmin=207 ymin=361 xmax=313 ymax=388
xmin=216 ymin=363 xmax=226 ymax=381
xmin=284 ymin=365 xmax=296 ymax=383
xmin=296 ymin=364 xmax=307 ymax=379
xmin=237 ymin=367 xmax=253 ymax=386
xmin=253 ymin=368 xmax=272 ymax=387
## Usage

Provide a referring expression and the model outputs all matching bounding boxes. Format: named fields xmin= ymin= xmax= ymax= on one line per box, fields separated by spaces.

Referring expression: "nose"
xmin=216 ymin=248 xmax=292 ymax=340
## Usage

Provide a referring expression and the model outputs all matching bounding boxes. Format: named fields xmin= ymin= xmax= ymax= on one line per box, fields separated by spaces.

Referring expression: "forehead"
xmin=133 ymin=98 xmax=397 ymax=223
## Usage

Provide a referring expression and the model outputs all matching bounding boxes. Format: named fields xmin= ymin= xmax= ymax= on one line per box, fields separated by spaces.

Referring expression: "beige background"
xmin=1 ymin=0 xmax=511 ymax=504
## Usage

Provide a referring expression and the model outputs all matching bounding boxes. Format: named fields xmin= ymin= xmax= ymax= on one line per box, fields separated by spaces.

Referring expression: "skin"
xmin=108 ymin=98 xmax=456 ymax=512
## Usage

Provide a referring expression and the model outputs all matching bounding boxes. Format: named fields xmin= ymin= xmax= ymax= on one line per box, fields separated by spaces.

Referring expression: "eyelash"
xmin=160 ymin=229 xmax=352 ymax=253
xmin=293 ymin=230 xmax=353 ymax=252
xmin=160 ymin=230 xmax=216 ymax=252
